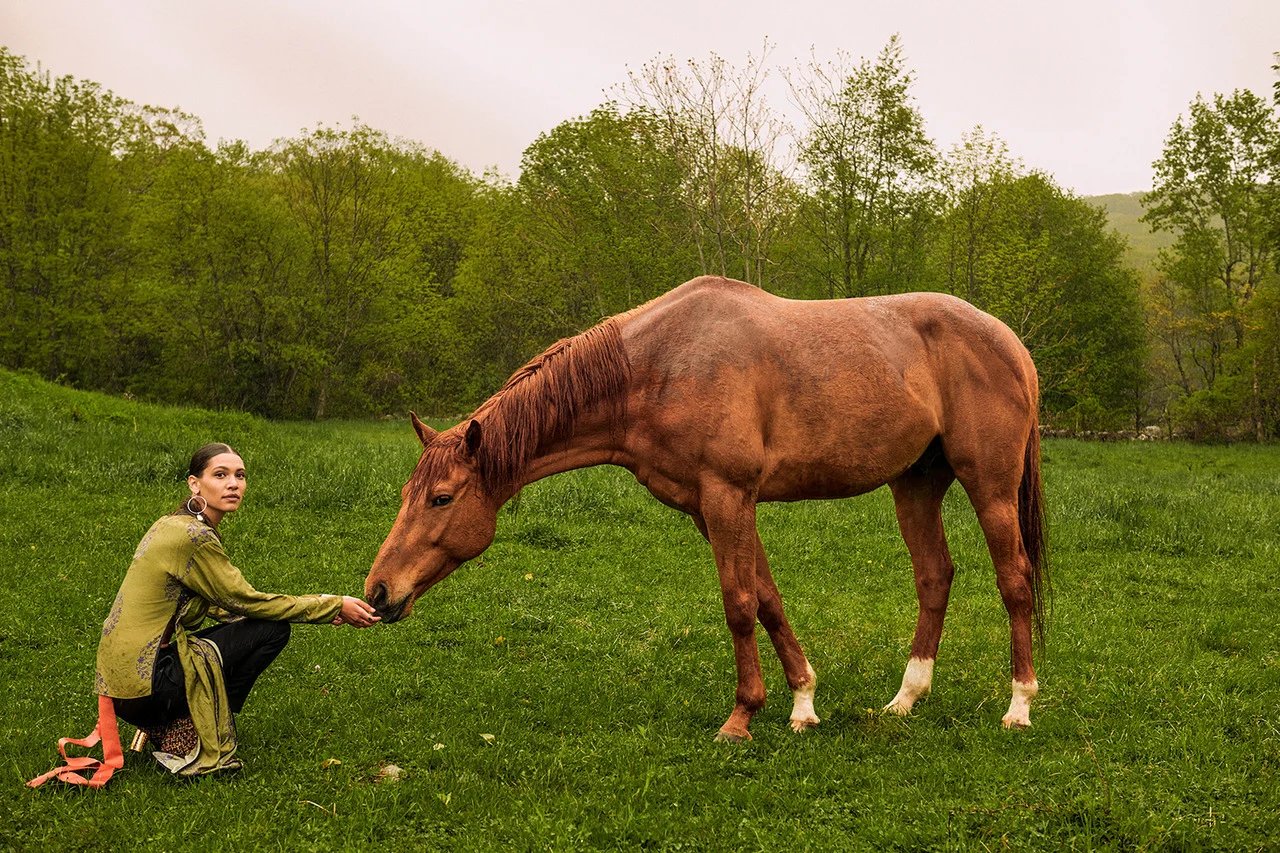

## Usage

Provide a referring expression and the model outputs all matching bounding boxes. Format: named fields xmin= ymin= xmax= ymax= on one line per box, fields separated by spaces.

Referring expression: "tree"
xmin=785 ymin=35 xmax=938 ymax=298
xmin=130 ymin=134 xmax=321 ymax=415
xmin=622 ymin=41 xmax=794 ymax=289
xmin=439 ymin=106 xmax=695 ymax=411
xmin=934 ymin=170 xmax=1146 ymax=427
xmin=1273 ymin=52 xmax=1280 ymax=107
xmin=935 ymin=126 xmax=1022 ymax=301
xmin=1144 ymin=89 xmax=1280 ymax=438
xmin=269 ymin=124 xmax=474 ymax=418
xmin=0 ymin=48 xmax=146 ymax=390
xmin=514 ymin=104 xmax=694 ymax=325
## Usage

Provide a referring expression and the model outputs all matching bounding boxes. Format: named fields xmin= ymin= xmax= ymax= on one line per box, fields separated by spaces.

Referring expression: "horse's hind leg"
xmin=967 ymin=488 xmax=1039 ymax=728
xmin=885 ymin=463 xmax=956 ymax=715
xmin=753 ymin=534 xmax=819 ymax=732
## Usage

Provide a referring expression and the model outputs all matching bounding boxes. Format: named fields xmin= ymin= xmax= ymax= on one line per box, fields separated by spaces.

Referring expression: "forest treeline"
xmin=3 ymin=41 xmax=1279 ymax=438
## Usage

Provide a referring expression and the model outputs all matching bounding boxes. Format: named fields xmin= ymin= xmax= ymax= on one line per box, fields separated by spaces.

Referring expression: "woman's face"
xmin=188 ymin=452 xmax=247 ymax=522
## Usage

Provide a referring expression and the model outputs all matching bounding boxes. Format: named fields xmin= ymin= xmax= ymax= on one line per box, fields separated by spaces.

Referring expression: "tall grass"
xmin=2 ymin=369 xmax=1278 ymax=851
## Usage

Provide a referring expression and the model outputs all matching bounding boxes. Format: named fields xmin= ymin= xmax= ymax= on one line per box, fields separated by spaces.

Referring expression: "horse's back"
xmin=623 ymin=277 xmax=1033 ymax=400
xmin=619 ymin=277 xmax=1037 ymax=500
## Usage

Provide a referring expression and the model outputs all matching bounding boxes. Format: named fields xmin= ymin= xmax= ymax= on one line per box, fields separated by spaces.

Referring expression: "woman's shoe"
xmin=144 ymin=716 xmax=199 ymax=756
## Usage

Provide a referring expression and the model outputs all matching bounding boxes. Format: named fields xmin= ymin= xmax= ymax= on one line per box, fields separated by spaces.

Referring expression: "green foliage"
xmin=934 ymin=168 xmax=1147 ymax=426
xmin=5 ymin=43 xmax=1276 ymax=435
xmin=0 ymin=48 xmax=146 ymax=389
xmin=1240 ymin=278 xmax=1280 ymax=437
xmin=494 ymin=105 xmax=695 ymax=335
xmin=1169 ymin=381 xmax=1250 ymax=441
xmin=4 ymin=374 xmax=1280 ymax=849
xmin=131 ymin=137 xmax=315 ymax=413
xmin=1143 ymin=88 xmax=1280 ymax=438
xmin=0 ymin=48 xmax=484 ymax=419
xmin=788 ymin=35 xmax=938 ymax=298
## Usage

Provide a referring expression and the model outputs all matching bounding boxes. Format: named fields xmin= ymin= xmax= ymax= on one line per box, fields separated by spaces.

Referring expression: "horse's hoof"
xmin=1001 ymin=716 xmax=1031 ymax=730
xmin=714 ymin=729 xmax=751 ymax=743
xmin=882 ymin=700 xmax=911 ymax=716
xmin=789 ymin=716 xmax=819 ymax=733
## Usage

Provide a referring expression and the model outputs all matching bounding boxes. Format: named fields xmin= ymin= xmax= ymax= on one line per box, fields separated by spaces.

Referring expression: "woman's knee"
xmin=244 ymin=618 xmax=290 ymax=651
xmin=265 ymin=619 xmax=291 ymax=646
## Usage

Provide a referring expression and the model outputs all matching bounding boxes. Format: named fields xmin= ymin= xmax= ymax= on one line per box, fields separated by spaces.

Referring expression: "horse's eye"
xmin=431 ymin=495 xmax=453 ymax=508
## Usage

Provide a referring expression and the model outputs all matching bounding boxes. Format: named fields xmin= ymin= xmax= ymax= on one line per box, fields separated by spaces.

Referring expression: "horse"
xmin=365 ymin=275 xmax=1048 ymax=741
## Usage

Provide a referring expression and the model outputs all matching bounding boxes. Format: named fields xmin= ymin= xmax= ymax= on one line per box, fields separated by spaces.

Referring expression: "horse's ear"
xmin=409 ymin=411 xmax=437 ymax=447
xmin=463 ymin=419 xmax=483 ymax=458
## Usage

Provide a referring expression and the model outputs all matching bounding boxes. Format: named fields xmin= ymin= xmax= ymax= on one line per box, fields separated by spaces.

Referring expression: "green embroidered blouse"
xmin=95 ymin=513 xmax=342 ymax=774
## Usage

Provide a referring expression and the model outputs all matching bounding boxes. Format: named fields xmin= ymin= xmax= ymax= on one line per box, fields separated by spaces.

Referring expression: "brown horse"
xmin=365 ymin=276 xmax=1048 ymax=741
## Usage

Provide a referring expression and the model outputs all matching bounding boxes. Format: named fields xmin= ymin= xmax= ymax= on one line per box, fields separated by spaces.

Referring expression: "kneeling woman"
xmin=95 ymin=443 xmax=379 ymax=777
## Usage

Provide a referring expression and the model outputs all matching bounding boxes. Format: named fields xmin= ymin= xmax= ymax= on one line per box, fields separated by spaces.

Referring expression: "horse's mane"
xmin=411 ymin=318 xmax=631 ymax=499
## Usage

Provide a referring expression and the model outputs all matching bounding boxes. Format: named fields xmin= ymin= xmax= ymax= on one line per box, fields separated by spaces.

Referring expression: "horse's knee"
xmin=722 ymin=589 xmax=758 ymax=635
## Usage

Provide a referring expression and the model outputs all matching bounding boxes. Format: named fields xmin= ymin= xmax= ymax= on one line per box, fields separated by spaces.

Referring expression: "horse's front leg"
xmin=698 ymin=485 xmax=767 ymax=742
xmin=691 ymin=516 xmax=819 ymax=735
xmin=753 ymin=534 xmax=819 ymax=732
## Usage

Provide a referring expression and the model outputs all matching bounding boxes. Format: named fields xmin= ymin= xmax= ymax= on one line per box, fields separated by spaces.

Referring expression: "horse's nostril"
xmin=369 ymin=581 xmax=389 ymax=612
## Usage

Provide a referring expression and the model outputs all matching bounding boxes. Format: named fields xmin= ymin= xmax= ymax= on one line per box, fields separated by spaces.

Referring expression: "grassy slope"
xmin=2 ymin=371 xmax=1279 ymax=851
xmin=1086 ymin=192 xmax=1175 ymax=280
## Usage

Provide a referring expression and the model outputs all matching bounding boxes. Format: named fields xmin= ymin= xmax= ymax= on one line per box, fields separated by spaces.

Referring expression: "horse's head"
xmin=365 ymin=413 xmax=498 ymax=623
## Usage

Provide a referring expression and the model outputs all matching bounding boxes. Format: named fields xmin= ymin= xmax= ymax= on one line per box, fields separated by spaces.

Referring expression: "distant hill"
xmin=1085 ymin=192 xmax=1175 ymax=280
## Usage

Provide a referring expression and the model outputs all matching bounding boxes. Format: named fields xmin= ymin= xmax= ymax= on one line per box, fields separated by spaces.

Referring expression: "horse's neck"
xmin=502 ymin=411 xmax=626 ymax=499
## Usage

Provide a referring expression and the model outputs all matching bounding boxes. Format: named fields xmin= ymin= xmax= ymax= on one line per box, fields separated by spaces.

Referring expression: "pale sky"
xmin=2 ymin=0 xmax=1276 ymax=196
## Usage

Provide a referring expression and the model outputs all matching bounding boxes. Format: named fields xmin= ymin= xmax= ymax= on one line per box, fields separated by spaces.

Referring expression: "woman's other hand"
xmin=333 ymin=595 xmax=381 ymax=628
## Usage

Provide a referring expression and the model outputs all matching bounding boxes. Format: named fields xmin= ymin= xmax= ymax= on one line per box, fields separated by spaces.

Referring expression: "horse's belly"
xmin=756 ymin=407 xmax=938 ymax=501
xmin=758 ymin=457 xmax=905 ymax=501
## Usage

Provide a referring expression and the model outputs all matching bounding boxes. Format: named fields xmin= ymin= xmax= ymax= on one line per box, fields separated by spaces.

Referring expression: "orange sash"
xmin=27 ymin=695 xmax=125 ymax=789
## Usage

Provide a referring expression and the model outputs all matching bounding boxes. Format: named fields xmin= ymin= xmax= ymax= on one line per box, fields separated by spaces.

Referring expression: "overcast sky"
xmin=3 ymin=0 xmax=1276 ymax=196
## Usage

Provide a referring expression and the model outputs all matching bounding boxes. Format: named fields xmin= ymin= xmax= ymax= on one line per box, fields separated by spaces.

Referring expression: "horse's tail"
xmin=1020 ymin=414 xmax=1050 ymax=651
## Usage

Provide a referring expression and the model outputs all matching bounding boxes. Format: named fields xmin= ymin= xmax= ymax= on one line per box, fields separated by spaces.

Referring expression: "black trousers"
xmin=113 ymin=619 xmax=291 ymax=729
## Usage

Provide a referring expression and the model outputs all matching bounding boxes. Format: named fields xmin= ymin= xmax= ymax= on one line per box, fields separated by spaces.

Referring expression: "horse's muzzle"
xmin=367 ymin=581 xmax=411 ymax=624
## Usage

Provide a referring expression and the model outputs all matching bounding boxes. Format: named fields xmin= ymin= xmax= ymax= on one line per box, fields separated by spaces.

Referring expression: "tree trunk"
xmin=1254 ymin=353 xmax=1263 ymax=442
xmin=314 ymin=366 xmax=330 ymax=420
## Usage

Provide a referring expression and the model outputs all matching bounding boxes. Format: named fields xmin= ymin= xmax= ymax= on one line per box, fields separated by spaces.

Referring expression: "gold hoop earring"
xmin=187 ymin=495 xmax=208 ymax=521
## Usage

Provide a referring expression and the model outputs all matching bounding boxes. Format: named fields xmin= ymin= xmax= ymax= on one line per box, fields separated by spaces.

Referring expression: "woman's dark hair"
xmin=188 ymin=443 xmax=239 ymax=478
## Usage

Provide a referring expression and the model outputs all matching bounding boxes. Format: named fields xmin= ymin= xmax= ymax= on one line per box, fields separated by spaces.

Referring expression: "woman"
xmin=93 ymin=442 xmax=380 ymax=777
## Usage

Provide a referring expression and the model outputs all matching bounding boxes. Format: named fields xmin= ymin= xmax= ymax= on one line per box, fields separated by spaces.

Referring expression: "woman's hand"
xmin=332 ymin=595 xmax=381 ymax=628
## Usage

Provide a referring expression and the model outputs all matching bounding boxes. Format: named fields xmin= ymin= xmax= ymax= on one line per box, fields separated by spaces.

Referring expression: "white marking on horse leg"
xmin=788 ymin=662 xmax=820 ymax=732
xmin=884 ymin=657 xmax=934 ymax=715
xmin=1001 ymin=678 xmax=1038 ymax=729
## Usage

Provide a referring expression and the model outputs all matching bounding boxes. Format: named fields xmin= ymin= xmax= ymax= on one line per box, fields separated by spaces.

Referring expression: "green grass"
xmin=2 ymin=369 xmax=1279 ymax=851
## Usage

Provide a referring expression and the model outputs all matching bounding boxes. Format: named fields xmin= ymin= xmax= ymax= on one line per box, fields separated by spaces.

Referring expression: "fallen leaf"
xmin=321 ymin=758 xmax=342 ymax=768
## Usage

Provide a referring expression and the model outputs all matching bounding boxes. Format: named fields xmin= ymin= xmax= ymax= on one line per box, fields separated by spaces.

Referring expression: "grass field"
xmin=2 ymin=369 xmax=1279 ymax=852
